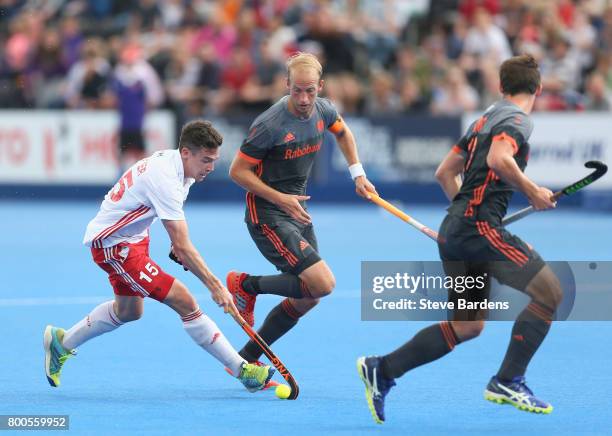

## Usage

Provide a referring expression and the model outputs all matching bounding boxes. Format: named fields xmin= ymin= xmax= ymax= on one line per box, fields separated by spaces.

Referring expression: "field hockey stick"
xmin=502 ymin=160 xmax=608 ymax=226
xmin=370 ymin=161 xmax=607 ymax=239
xmin=228 ymin=308 xmax=300 ymax=399
xmin=369 ymin=193 xmax=441 ymax=242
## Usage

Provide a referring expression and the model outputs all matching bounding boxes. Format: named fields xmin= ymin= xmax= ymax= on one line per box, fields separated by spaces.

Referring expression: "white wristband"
xmin=349 ymin=163 xmax=366 ymax=180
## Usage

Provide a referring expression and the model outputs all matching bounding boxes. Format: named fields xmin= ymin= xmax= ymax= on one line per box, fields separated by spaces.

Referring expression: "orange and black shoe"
xmin=224 ymin=361 xmax=280 ymax=390
xmin=226 ymin=271 xmax=256 ymax=327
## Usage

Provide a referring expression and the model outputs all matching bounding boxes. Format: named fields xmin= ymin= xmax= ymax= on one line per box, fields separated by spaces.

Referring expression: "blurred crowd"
xmin=2 ymin=0 xmax=612 ymax=122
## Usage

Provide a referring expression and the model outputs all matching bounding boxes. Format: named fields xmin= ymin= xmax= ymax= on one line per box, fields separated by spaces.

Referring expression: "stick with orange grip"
xmin=368 ymin=193 xmax=442 ymax=243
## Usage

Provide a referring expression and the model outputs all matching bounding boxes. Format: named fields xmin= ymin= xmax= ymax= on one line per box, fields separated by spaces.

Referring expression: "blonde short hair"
xmin=286 ymin=52 xmax=323 ymax=80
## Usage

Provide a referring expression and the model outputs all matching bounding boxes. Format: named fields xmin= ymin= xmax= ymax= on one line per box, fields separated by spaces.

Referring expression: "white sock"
xmin=182 ymin=308 xmax=245 ymax=376
xmin=62 ymin=301 xmax=123 ymax=349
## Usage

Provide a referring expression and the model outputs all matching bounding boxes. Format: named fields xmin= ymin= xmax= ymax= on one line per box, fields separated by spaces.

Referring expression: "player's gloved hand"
xmin=528 ymin=186 xmax=557 ymax=211
xmin=276 ymin=193 xmax=312 ymax=225
xmin=354 ymin=176 xmax=378 ymax=200
xmin=169 ymin=245 xmax=188 ymax=271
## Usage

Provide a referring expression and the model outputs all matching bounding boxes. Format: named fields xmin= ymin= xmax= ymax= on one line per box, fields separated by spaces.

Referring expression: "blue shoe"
xmin=357 ymin=356 xmax=396 ymax=424
xmin=43 ymin=325 xmax=76 ymax=387
xmin=484 ymin=376 xmax=553 ymax=414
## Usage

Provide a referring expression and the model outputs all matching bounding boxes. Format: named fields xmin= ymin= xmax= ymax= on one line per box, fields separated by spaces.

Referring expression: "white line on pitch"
xmin=0 ymin=296 xmax=109 ymax=306
xmin=0 ymin=289 xmax=361 ymax=307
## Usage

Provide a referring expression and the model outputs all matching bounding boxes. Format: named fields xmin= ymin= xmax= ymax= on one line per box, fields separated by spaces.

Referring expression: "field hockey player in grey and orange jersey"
xmin=225 ymin=52 xmax=377 ymax=372
xmin=358 ymin=54 xmax=564 ymax=423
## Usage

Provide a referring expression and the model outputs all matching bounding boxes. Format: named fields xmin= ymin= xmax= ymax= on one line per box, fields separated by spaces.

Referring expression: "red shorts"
xmin=91 ymin=237 xmax=174 ymax=301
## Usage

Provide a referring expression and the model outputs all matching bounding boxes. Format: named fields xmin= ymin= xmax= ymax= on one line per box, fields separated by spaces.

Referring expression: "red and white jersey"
xmin=83 ymin=149 xmax=195 ymax=248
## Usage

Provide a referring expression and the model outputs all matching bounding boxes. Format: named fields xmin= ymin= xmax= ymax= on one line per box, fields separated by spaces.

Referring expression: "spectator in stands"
xmin=500 ymin=0 xmax=528 ymax=47
xmin=64 ymin=38 xmax=112 ymax=109
xmin=165 ymin=46 xmax=200 ymax=118
xmin=218 ymin=46 xmax=255 ymax=113
xmin=399 ymin=76 xmax=429 ymax=113
xmin=340 ymin=73 xmax=365 ymax=115
xmin=159 ymin=0 xmax=185 ymax=30
xmin=478 ymin=58 xmax=501 ymax=109
xmin=298 ymin=3 xmax=356 ymax=74
xmin=0 ymin=13 xmax=36 ymax=108
xmin=2 ymin=0 xmax=612 ymax=120
xmin=459 ymin=0 xmax=501 ymax=22
xmin=332 ymin=0 xmax=407 ymax=68
xmin=447 ymin=15 xmax=469 ymax=60
xmin=463 ymin=7 xmax=512 ymax=66
xmin=583 ymin=71 xmax=611 ymax=110
xmin=110 ymin=42 xmax=164 ymax=170
xmin=322 ymin=75 xmax=345 ymax=112
xmin=365 ymin=69 xmax=401 ymax=114
xmin=31 ymin=28 xmax=67 ymax=108
xmin=571 ymin=9 xmax=597 ymax=73
xmin=192 ymin=6 xmax=237 ymax=65
xmin=238 ymin=39 xmax=285 ymax=112
xmin=59 ymin=16 xmax=83 ymax=69
xmin=132 ymin=0 xmax=161 ymax=32
xmin=430 ymin=65 xmax=479 ymax=115
xmin=597 ymin=6 xmax=612 ymax=52
xmin=539 ymin=33 xmax=581 ymax=110
xmin=265 ymin=14 xmax=298 ymax=62
xmin=194 ymin=42 xmax=222 ymax=113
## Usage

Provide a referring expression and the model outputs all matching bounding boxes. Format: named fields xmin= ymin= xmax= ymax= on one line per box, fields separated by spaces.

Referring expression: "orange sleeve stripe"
xmin=237 ymin=150 xmax=261 ymax=165
xmin=451 ymin=145 xmax=463 ymax=154
xmin=328 ymin=118 xmax=344 ymax=134
xmin=492 ymin=132 xmax=519 ymax=155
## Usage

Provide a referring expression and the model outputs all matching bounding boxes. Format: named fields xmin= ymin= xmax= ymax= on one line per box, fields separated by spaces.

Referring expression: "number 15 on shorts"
xmin=140 ymin=262 xmax=158 ymax=283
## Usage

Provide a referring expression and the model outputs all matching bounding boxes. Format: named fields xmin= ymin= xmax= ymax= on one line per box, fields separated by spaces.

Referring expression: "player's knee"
xmin=531 ymin=276 xmax=564 ymax=309
xmin=180 ymin=293 xmax=199 ymax=315
xmin=305 ymin=297 xmax=321 ymax=310
xmin=163 ymin=281 xmax=198 ymax=315
xmin=296 ymin=297 xmax=320 ymax=313
xmin=452 ymin=320 xmax=485 ymax=341
xmin=319 ymin=275 xmax=335 ymax=297
xmin=538 ymin=282 xmax=563 ymax=309
xmin=463 ymin=323 xmax=485 ymax=340
xmin=528 ymin=266 xmax=564 ymax=309
xmin=550 ymin=276 xmax=564 ymax=308
xmin=116 ymin=305 xmax=143 ymax=322
xmin=285 ymin=296 xmax=319 ymax=317
xmin=311 ymin=272 xmax=336 ymax=298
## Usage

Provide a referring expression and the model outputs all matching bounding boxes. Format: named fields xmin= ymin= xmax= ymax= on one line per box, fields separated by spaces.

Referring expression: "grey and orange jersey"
xmin=447 ymin=99 xmax=534 ymax=224
xmin=238 ymin=96 xmax=343 ymax=224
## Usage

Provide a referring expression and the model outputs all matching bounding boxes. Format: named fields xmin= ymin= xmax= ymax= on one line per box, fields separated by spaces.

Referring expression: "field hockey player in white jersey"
xmin=44 ymin=120 xmax=274 ymax=393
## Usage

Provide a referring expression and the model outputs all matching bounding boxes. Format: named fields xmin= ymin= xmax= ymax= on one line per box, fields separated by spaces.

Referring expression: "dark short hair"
xmin=178 ymin=120 xmax=223 ymax=152
xmin=499 ymin=54 xmax=541 ymax=96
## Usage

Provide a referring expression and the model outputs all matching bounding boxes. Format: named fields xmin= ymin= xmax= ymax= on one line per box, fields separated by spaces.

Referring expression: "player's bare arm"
xmin=333 ymin=122 xmax=378 ymax=199
xmin=435 ymin=150 xmax=465 ymax=201
xmin=229 ymin=154 xmax=312 ymax=224
xmin=487 ymin=138 xmax=556 ymax=211
xmin=163 ymin=219 xmax=238 ymax=314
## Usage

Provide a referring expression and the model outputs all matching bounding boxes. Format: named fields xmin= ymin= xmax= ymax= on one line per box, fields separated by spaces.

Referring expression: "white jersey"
xmin=84 ymin=149 xmax=195 ymax=248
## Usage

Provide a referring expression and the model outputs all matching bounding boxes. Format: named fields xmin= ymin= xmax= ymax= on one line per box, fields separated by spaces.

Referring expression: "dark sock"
xmin=239 ymin=299 xmax=301 ymax=362
xmin=380 ymin=322 xmax=460 ymax=379
xmin=242 ymin=274 xmax=311 ymax=298
xmin=497 ymin=301 xmax=553 ymax=381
